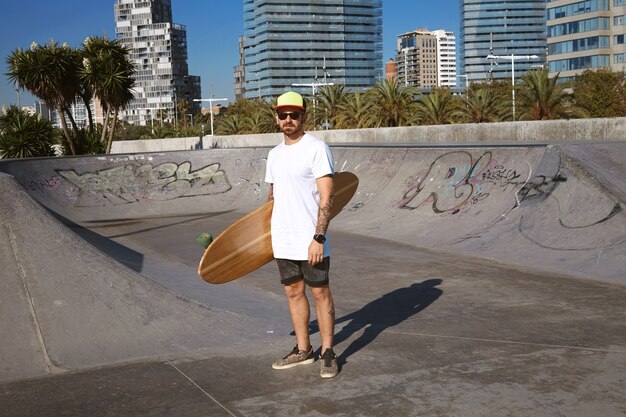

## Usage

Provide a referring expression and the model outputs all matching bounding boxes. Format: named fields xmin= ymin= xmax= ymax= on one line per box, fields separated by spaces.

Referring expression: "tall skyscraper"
xmin=243 ymin=0 xmax=383 ymax=100
xmin=546 ymin=0 xmax=626 ymax=79
xmin=460 ymin=0 xmax=547 ymax=84
xmin=114 ymin=0 xmax=201 ymax=126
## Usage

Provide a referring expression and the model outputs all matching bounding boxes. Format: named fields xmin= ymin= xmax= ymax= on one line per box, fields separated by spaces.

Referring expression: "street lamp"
xmin=193 ymin=98 xmax=228 ymax=136
xmin=292 ymin=80 xmax=335 ymax=130
xmin=486 ymin=53 xmax=539 ymax=121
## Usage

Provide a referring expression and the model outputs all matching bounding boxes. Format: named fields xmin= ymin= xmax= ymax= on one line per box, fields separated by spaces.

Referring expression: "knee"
xmin=310 ymin=285 xmax=332 ymax=304
xmin=284 ymin=281 xmax=306 ymax=301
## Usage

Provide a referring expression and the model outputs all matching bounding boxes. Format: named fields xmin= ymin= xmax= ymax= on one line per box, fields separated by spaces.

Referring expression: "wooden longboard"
xmin=198 ymin=172 xmax=359 ymax=284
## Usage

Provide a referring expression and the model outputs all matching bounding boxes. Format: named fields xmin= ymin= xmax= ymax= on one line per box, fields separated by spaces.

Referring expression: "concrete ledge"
xmin=112 ymin=136 xmax=203 ymax=153
xmin=111 ymin=117 xmax=626 ymax=153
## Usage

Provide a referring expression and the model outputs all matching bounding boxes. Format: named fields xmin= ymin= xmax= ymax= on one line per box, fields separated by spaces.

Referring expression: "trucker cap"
xmin=274 ymin=91 xmax=306 ymax=111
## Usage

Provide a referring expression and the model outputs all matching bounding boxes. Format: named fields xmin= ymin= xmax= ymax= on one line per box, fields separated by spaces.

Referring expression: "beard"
xmin=281 ymin=123 xmax=301 ymax=136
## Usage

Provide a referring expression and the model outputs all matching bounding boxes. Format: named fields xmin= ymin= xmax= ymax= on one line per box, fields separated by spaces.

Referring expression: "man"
xmin=265 ymin=91 xmax=338 ymax=378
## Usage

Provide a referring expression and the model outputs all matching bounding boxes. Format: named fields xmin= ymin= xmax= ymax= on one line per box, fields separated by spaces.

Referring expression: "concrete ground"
xmin=1 ymin=141 xmax=625 ymax=416
xmin=2 ymin=211 xmax=625 ymax=417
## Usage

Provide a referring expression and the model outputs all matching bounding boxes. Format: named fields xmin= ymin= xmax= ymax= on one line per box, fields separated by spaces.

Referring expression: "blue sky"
xmin=0 ymin=0 xmax=459 ymax=108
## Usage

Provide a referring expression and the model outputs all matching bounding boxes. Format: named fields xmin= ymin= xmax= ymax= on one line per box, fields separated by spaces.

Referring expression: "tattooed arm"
xmin=308 ymin=174 xmax=334 ymax=265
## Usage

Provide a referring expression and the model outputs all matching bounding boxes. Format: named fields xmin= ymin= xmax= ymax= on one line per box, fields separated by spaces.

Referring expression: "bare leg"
xmin=310 ymin=285 xmax=335 ymax=352
xmin=283 ymin=280 xmax=311 ymax=350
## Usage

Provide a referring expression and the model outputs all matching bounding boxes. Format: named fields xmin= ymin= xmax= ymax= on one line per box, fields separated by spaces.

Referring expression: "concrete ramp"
xmin=0 ymin=142 xmax=625 ymax=384
xmin=1 ymin=144 xmax=624 ymax=285
xmin=0 ymin=173 xmax=271 ymax=382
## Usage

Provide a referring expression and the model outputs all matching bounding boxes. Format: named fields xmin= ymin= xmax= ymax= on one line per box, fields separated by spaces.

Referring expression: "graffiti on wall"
xmin=395 ymin=150 xmax=624 ymax=251
xmin=398 ymin=151 xmax=524 ymax=214
xmin=55 ymin=161 xmax=231 ymax=206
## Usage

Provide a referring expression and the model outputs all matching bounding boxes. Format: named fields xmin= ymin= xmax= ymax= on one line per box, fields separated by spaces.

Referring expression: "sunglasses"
xmin=277 ymin=111 xmax=303 ymax=121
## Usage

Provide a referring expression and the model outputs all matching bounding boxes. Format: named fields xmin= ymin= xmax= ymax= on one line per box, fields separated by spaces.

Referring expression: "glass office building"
xmin=243 ymin=0 xmax=383 ymax=100
xmin=460 ymin=0 xmax=547 ymax=85
xmin=546 ymin=0 xmax=626 ymax=79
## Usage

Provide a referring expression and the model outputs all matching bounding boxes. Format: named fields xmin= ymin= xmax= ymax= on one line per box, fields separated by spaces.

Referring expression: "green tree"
xmin=364 ymin=78 xmax=419 ymax=127
xmin=458 ymin=83 xmax=507 ymax=123
xmin=335 ymin=92 xmax=373 ymax=129
xmin=517 ymin=69 xmax=587 ymax=120
xmin=572 ymin=69 xmax=626 ymax=118
xmin=415 ymin=88 xmax=460 ymax=125
xmin=80 ymin=36 xmax=135 ymax=153
xmin=314 ymin=84 xmax=349 ymax=129
xmin=6 ymin=41 xmax=81 ymax=154
xmin=0 ymin=106 xmax=56 ymax=158
xmin=177 ymin=98 xmax=190 ymax=128
xmin=215 ymin=114 xmax=248 ymax=135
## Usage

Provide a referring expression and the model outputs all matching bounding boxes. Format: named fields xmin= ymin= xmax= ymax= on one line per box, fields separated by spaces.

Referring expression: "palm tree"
xmin=415 ymin=88 xmax=460 ymax=125
xmin=517 ymin=68 xmax=587 ymax=120
xmin=215 ymin=115 xmax=248 ymax=135
xmin=80 ymin=36 xmax=135 ymax=153
xmin=0 ymin=106 xmax=56 ymax=158
xmin=364 ymin=78 xmax=419 ymax=127
xmin=315 ymin=84 xmax=349 ymax=129
xmin=6 ymin=41 xmax=80 ymax=154
xmin=177 ymin=98 xmax=190 ymax=128
xmin=335 ymin=92 xmax=373 ymax=129
xmin=458 ymin=84 xmax=506 ymax=123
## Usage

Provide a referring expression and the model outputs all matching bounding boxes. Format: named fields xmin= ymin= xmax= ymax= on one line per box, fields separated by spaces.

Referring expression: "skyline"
xmin=1 ymin=0 xmax=460 ymax=109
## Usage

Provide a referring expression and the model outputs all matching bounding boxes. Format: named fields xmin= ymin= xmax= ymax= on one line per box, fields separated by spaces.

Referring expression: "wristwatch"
xmin=313 ymin=234 xmax=326 ymax=244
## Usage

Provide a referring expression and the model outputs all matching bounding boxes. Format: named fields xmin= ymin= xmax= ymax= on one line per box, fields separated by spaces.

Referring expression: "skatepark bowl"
xmin=1 ymin=129 xmax=625 ymax=416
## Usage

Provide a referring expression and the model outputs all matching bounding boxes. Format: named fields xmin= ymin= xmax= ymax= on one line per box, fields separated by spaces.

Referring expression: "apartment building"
xmin=394 ymin=28 xmax=457 ymax=88
xmin=547 ymin=0 xmax=626 ymax=79
xmin=395 ymin=29 xmax=440 ymax=88
xmin=433 ymin=30 xmax=457 ymax=87
xmin=114 ymin=0 xmax=201 ymax=126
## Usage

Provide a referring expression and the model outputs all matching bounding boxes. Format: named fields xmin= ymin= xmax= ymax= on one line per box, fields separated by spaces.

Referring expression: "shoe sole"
xmin=320 ymin=367 xmax=338 ymax=378
xmin=272 ymin=357 xmax=315 ymax=370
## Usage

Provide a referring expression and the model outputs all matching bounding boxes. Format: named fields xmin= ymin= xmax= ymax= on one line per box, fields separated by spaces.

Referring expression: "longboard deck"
xmin=198 ymin=171 xmax=359 ymax=284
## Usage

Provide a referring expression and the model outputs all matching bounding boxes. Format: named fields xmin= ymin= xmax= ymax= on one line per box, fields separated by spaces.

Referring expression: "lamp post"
xmin=193 ymin=98 xmax=228 ymax=136
xmin=139 ymin=108 xmax=155 ymax=135
xmin=292 ymin=80 xmax=334 ymax=130
xmin=173 ymin=91 xmax=178 ymax=130
xmin=486 ymin=53 xmax=539 ymax=121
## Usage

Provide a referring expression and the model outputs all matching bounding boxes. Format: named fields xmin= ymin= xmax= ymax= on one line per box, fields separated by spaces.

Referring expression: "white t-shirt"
xmin=265 ymin=133 xmax=334 ymax=260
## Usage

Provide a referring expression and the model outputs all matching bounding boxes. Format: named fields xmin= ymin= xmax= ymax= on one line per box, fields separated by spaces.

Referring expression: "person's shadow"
xmin=306 ymin=279 xmax=443 ymax=366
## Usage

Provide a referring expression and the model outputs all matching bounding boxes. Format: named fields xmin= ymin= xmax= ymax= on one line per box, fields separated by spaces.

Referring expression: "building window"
xmin=548 ymin=17 xmax=610 ymax=37
xmin=548 ymin=0 xmax=610 ymax=20
xmin=615 ymin=53 xmax=626 ymax=63
xmin=548 ymin=36 xmax=610 ymax=54
xmin=615 ymin=34 xmax=626 ymax=45
xmin=615 ymin=0 xmax=625 ymax=5
xmin=549 ymin=55 xmax=610 ymax=72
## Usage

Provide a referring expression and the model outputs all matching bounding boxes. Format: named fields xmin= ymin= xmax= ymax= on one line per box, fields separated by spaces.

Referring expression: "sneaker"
xmin=272 ymin=345 xmax=315 ymax=370
xmin=320 ymin=348 xmax=338 ymax=378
